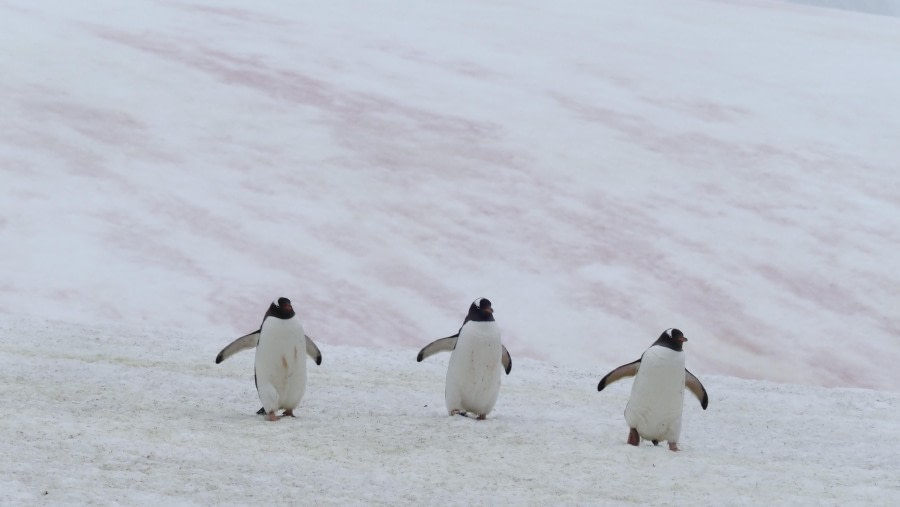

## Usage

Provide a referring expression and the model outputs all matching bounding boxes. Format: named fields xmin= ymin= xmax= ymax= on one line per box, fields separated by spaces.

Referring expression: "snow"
xmin=2 ymin=0 xmax=900 ymax=504
xmin=783 ymin=0 xmax=900 ymax=16
xmin=2 ymin=315 xmax=898 ymax=505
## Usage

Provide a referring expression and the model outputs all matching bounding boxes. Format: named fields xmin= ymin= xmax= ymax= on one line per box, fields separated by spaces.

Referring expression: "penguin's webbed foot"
xmin=627 ymin=428 xmax=640 ymax=446
xmin=283 ymin=409 xmax=296 ymax=418
xmin=450 ymin=410 xmax=486 ymax=419
xmin=265 ymin=412 xmax=280 ymax=422
xmin=668 ymin=442 xmax=680 ymax=452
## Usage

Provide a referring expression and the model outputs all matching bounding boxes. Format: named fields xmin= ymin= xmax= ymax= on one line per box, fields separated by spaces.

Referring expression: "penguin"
xmin=417 ymin=298 xmax=512 ymax=420
xmin=215 ymin=297 xmax=322 ymax=421
xmin=596 ymin=328 xmax=708 ymax=451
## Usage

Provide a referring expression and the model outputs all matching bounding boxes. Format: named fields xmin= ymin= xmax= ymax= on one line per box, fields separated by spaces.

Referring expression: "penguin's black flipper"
xmin=501 ymin=345 xmax=512 ymax=375
xmin=305 ymin=335 xmax=323 ymax=365
xmin=416 ymin=335 xmax=459 ymax=362
xmin=215 ymin=330 xmax=261 ymax=364
xmin=685 ymin=369 xmax=709 ymax=409
xmin=597 ymin=359 xmax=641 ymax=391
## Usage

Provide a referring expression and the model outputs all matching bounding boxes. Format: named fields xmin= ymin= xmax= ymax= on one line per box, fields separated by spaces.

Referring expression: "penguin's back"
xmin=255 ymin=316 xmax=306 ymax=385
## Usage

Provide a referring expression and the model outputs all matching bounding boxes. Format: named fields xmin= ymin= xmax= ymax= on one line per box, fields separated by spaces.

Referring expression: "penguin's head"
xmin=267 ymin=297 xmax=296 ymax=319
xmin=654 ymin=328 xmax=687 ymax=351
xmin=466 ymin=297 xmax=495 ymax=322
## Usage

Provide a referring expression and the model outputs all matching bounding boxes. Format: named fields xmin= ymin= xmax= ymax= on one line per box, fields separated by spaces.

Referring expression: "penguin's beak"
xmin=680 ymin=336 xmax=688 ymax=343
xmin=485 ymin=307 xmax=494 ymax=314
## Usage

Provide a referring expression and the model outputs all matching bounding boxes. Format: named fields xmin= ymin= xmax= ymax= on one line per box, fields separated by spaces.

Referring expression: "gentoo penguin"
xmin=597 ymin=328 xmax=708 ymax=451
xmin=215 ymin=297 xmax=322 ymax=421
xmin=417 ymin=298 xmax=512 ymax=420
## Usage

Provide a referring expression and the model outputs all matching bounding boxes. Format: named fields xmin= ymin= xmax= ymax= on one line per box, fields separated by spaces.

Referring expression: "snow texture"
xmin=1 ymin=315 xmax=898 ymax=505
xmin=1 ymin=0 xmax=900 ymax=504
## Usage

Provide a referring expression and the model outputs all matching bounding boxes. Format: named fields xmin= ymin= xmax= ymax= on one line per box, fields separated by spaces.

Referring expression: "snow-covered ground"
xmin=2 ymin=0 xmax=900 ymax=504
xmin=2 ymin=315 xmax=898 ymax=505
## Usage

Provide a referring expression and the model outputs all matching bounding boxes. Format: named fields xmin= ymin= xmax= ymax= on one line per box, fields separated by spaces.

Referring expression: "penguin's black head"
xmin=466 ymin=297 xmax=495 ymax=322
xmin=654 ymin=328 xmax=687 ymax=351
xmin=266 ymin=297 xmax=296 ymax=319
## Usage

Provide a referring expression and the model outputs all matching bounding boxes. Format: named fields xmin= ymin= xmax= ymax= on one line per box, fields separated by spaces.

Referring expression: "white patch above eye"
xmin=665 ymin=328 xmax=673 ymax=337
xmin=473 ymin=298 xmax=484 ymax=309
xmin=273 ymin=299 xmax=280 ymax=308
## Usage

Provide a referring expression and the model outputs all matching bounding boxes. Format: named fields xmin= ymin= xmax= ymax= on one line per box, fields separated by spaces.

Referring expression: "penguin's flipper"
xmin=416 ymin=335 xmax=458 ymax=362
xmin=305 ymin=334 xmax=323 ymax=365
xmin=685 ymin=369 xmax=709 ymax=409
xmin=215 ymin=331 xmax=261 ymax=364
xmin=501 ymin=345 xmax=512 ymax=375
xmin=597 ymin=359 xmax=641 ymax=391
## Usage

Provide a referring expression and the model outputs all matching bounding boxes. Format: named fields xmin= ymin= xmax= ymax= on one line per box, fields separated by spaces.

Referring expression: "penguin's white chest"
xmin=445 ymin=321 xmax=502 ymax=416
xmin=255 ymin=317 xmax=307 ymax=412
xmin=625 ymin=346 xmax=686 ymax=442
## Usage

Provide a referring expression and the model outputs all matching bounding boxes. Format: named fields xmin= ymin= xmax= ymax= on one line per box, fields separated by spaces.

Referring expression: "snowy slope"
xmin=3 ymin=2 xmax=899 ymax=503
xmin=2 ymin=0 xmax=900 ymax=392
xmin=784 ymin=0 xmax=900 ymax=16
xmin=1 ymin=315 xmax=898 ymax=505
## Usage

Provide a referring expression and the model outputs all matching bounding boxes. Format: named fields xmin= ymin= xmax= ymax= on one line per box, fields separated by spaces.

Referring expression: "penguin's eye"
xmin=473 ymin=297 xmax=492 ymax=310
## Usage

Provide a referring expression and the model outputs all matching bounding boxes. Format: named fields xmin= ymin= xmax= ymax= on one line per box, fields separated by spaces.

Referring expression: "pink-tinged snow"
xmin=1 ymin=0 xmax=899 ymax=394
xmin=2 ymin=1 xmax=900 ymax=505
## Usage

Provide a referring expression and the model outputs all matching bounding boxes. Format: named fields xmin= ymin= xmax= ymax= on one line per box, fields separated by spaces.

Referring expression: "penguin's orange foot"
xmin=668 ymin=442 xmax=680 ymax=452
xmin=265 ymin=412 xmax=280 ymax=422
xmin=283 ymin=410 xmax=295 ymax=418
xmin=476 ymin=414 xmax=486 ymax=420
xmin=627 ymin=428 xmax=640 ymax=446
